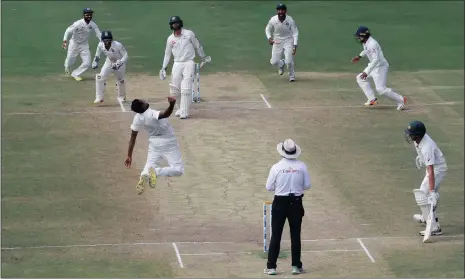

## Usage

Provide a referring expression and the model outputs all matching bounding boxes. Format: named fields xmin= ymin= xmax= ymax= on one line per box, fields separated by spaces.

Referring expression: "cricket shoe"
xmin=397 ymin=96 xmax=407 ymax=110
xmin=72 ymin=75 xmax=83 ymax=81
xmin=93 ymin=99 xmax=104 ymax=105
xmin=413 ymin=214 xmax=426 ymax=224
xmin=289 ymin=76 xmax=296 ymax=82
xmin=364 ymin=98 xmax=378 ymax=107
xmin=175 ymin=110 xmax=181 ymax=117
xmin=419 ymin=225 xmax=442 ymax=236
xmin=180 ymin=114 xmax=188 ymax=119
xmin=148 ymin=167 xmax=157 ymax=188
xmin=278 ymin=59 xmax=285 ymax=75
xmin=264 ymin=268 xmax=277 ymax=275
xmin=136 ymin=175 xmax=148 ymax=195
xmin=292 ymin=267 xmax=304 ymax=275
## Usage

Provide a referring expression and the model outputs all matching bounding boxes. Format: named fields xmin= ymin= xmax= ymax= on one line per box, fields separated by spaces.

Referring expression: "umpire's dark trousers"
xmin=267 ymin=194 xmax=304 ymax=269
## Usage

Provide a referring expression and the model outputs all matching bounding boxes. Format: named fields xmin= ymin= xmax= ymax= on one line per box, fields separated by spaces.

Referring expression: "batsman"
xmin=405 ymin=120 xmax=447 ymax=240
xmin=159 ymin=16 xmax=210 ymax=119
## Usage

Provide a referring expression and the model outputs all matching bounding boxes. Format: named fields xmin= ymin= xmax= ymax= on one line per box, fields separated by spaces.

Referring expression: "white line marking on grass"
xmin=180 ymin=249 xmax=362 ymax=256
xmin=260 ymin=94 xmax=272 ymax=108
xmin=117 ymin=98 xmax=126 ymax=112
xmin=100 ymin=21 xmax=118 ymax=24
xmin=1 ymin=242 xmax=168 ymax=250
xmin=172 ymin=243 xmax=185 ymax=268
xmin=357 ymin=238 xmax=375 ymax=263
xmin=2 ymin=235 xmax=462 ymax=251
xmin=294 ymin=101 xmax=463 ymax=110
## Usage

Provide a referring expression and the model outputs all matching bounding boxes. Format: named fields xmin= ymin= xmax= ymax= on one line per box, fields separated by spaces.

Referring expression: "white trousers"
xmin=64 ymin=40 xmax=91 ymax=77
xmin=170 ymin=60 xmax=195 ymax=116
xmin=95 ymin=60 xmax=126 ymax=101
xmin=356 ymin=64 xmax=403 ymax=103
xmin=141 ymin=137 xmax=184 ymax=178
xmin=270 ymin=37 xmax=295 ymax=77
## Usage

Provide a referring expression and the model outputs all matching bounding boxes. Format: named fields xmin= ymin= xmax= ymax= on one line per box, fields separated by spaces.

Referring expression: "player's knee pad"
xmin=116 ymin=79 xmax=126 ymax=97
xmin=413 ymin=189 xmax=430 ymax=221
xmin=181 ymin=78 xmax=192 ymax=94
xmin=270 ymin=58 xmax=281 ymax=66
xmin=95 ymin=74 xmax=106 ymax=85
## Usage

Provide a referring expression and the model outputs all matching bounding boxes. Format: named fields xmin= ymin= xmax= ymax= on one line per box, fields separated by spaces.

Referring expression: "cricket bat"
xmin=422 ymin=204 xmax=434 ymax=243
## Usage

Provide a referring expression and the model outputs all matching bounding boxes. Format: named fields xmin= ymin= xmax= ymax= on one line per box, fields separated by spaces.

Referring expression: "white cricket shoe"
xmin=413 ymin=214 xmax=426 ymax=224
xmin=94 ymin=99 xmax=104 ymax=104
xmin=278 ymin=59 xmax=285 ymax=75
xmin=180 ymin=114 xmax=188 ymax=119
xmin=419 ymin=226 xmax=442 ymax=236
xmin=175 ymin=110 xmax=181 ymax=117
xmin=289 ymin=76 xmax=296 ymax=82
xmin=364 ymin=98 xmax=378 ymax=107
xmin=264 ymin=268 xmax=277 ymax=275
xmin=397 ymin=96 xmax=407 ymax=110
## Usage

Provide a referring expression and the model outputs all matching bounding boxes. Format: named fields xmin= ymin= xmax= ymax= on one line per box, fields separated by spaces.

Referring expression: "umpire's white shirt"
xmin=266 ymin=158 xmax=311 ymax=196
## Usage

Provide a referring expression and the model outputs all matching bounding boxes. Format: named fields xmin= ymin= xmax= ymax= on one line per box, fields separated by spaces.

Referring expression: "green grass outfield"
xmin=2 ymin=1 xmax=464 ymax=277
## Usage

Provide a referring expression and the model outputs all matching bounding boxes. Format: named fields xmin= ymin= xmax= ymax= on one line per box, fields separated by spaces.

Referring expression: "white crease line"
xmin=357 ymin=238 xmax=376 ymax=263
xmin=177 ymin=241 xmax=236 ymax=244
xmin=260 ymin=94 xmax=272 ymax=108
xmin=2 ymin=235 xmax=462 ymax=251
xmin=294 ymin=101 xmax=463 ymax=110
xmin=172 ymin=243 xmax=185 ymax=268
xmin=117 ymin=98 xmax=126 ymax=112
xmin=1 ymin=242 xmax=168 ymax=250
xmin=180 ymin=249 xmax=362 ymax=256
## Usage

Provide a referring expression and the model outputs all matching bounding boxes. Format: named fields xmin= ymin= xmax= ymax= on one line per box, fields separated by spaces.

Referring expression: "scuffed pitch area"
xmin=115 ymin=73 xmax=398 ymax=277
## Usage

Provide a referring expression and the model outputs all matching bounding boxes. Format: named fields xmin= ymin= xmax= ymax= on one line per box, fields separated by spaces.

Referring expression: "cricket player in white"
xmin=405 ymin=120 xmax=447 ymax=238
xmin=91 ymin=31 xmax=129 ymax=104
xmin=352 ymin=26 xmax=407 ymax=110
xmin=160 ymin=16 xmax=209 ymax=119
xmin=125 ymin=97 xmax=184 ymax=195
xmin=265 ymin=4 xmax=299 ymax=82
xmin=62 ymin=8 xmax=101 ymax=81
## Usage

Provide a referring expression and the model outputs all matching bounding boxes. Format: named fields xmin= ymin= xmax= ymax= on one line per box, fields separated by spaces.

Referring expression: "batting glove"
xmin=428 ymin=191 xmax=439 ymax=207
xmin=92 ymin=57 xmax=100 ymax=69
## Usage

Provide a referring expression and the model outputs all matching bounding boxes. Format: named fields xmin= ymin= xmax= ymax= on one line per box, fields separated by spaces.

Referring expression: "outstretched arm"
xmin=158 ymin=96 xmax=177 ymax=119
xmin=124 ymin=130 xmax=138 ymax=167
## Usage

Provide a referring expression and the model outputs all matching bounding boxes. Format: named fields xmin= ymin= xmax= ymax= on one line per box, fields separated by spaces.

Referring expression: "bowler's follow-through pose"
xmin=125 ymin=97 xmax=185 ymax=195
xmin=92 ymin=31 xmax=129 ymax=104
xmin=63 ymin=8 xmax=101 ymax=81
xmin=159 ymin=16 xmax=210 ymax=119
xmin=405 ymin=120 xmax=447 ymax=242
xmin=352 ymin=26 xmax=407 ymax=110
xmin=265 ymin=4 xmax=299 ymax=82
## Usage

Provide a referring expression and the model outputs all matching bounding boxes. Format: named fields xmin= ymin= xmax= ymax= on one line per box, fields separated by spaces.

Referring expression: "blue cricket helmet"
xmin=83 ymin=8 xmax=94 ymax=14
xmin=355 ymin=26 xmax=370 ymax=38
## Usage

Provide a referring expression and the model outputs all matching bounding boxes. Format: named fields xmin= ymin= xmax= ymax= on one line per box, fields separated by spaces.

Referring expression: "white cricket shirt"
xmin=414 ymin=133 xmax=448 ymax=174
xmin=359 ymin=37 xmax=389 ymax=75
xmin=162 ymin=29 xmax=205 ymax=68
xmin=266 ymin=158 xmax=311 ymax=196
xmin=95 ymin=41 xmax=129 ymax=64
xmin=130 ymin=108 xmax=175 ymax=139
xmin=265 ymin=15 xmax=299 ymax=45
xmin=63 ymin=19 xmax=101 ymax=45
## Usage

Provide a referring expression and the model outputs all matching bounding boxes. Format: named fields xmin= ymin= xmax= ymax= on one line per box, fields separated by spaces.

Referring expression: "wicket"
xmin=263 ymin=201 xmax=272 ymax=252
xmin=192 ymin=63 xmax=200 ymax=102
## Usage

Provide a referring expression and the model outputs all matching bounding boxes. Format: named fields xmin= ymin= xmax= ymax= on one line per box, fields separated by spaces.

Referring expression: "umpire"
xmin=264 ymin=139 xmax=311 ymax=276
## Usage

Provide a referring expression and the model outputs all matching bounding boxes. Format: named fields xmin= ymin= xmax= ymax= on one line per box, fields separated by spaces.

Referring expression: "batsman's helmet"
xmin=83 ymin=8 xmax=94 ymax=14
xmin=355 ymin=26 xmax=370 ymax=43
xmin=276 ymin=3 xmax=287 ymax=10
xmin=101 ymin=31 xmax=113 ymax=41
xmin=405 ymin=120 xmax=426 ymax=143
xmin=169 ymin=16 xmax=183 ymax=30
